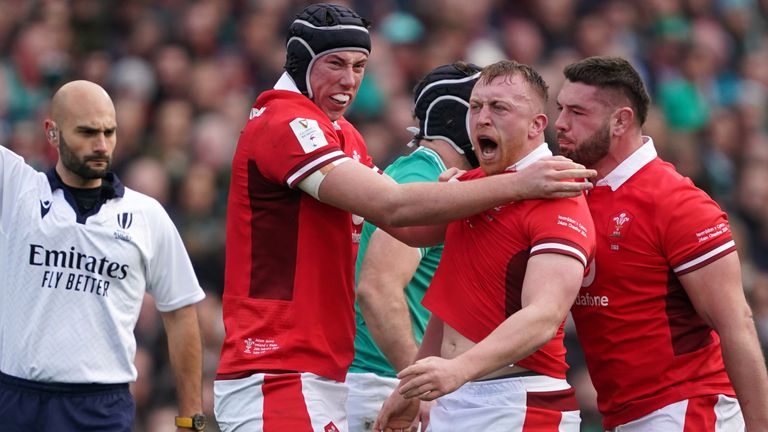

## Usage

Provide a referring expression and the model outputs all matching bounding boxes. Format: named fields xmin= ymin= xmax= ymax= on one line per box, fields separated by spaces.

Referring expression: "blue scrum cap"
xmin=412 ymin=62 xmax=482 ymax=168
xmin=284 ymin=3 xmax=371 ymax=98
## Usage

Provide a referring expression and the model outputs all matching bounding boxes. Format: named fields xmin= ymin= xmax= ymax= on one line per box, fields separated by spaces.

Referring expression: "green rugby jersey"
xmin=349 ymin=146 xmax=447 ymax=377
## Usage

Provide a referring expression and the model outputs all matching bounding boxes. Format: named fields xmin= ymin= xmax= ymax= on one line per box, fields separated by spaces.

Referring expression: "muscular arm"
xmin=680 ymin=252 xmax=768 ymax=430
xmin=357 ymin=228 xmax=424 ymax=372
xmin=398 ymin=253 xmax=584 ymax=400
xmin=317 ymin=156 xmax=594 ymax=229
xmin=160 ymin=304 xmax=204 ymax=417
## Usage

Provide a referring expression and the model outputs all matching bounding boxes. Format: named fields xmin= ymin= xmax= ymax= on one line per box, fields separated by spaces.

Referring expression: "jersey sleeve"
xmin=250 ymin=114 xmax=349 ymax=189
xmin=524 ymin=196 xmax=595 ymax=269
xmin=144 ymin=199 xmax=205 ymax=311
xmin=659 ymin=180 xmax=736 ymax=275
xmin=0 ymin=145 xmax=43 ymax=235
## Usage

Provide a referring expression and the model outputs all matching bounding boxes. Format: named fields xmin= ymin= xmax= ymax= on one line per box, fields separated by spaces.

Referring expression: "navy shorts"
xmin=0 ymin=371 xmax=135 ymax=432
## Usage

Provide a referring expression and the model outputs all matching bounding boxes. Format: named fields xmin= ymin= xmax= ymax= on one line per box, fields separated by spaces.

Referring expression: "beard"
xmin=559 ymin=122 xmax=611 ymax=168
xmin=58 ymin=134 xmax=111 ymax=180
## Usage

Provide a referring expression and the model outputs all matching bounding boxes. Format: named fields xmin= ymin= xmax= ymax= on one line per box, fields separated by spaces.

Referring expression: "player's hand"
xmin=438 ymin=167 xmax=465 ymax=183
xmin=513 ymin=156 xmax=596 ymax=199
xmin=373 ymin=387 xmax=420 ymax=432
xmin=397 ymin=356 xmax=470 ymax=401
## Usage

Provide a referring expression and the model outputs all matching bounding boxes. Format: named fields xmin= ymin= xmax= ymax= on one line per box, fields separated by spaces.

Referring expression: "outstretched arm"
xmin=161 ymin=304 xmax=204 ymax=419
xmin=316 ymin=156 xmax=595 ymax=229
xmin=681 ymin=252 xmax=768 ymax=430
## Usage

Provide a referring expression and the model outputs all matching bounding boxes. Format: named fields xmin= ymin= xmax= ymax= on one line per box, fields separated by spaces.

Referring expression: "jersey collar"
xmin=274 ymin=72 xmax=300 ymax=92
xmin=595 ymin=136 xmax=656 ymax=191
xmin=45 ymin=168 xmax=126 ymax=223
xmin=506 ymin=142 xmax=552 ymax=171
xmin=45 ymin=168 xmax=126 ymax=197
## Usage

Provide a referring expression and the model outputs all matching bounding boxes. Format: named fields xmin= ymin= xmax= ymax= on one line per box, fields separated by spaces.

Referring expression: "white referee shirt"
xmin=0 ymin=145 xmax=205 ymax=384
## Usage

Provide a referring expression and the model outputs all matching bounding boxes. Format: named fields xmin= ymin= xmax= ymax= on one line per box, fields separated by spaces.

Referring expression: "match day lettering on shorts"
xmin=290 ymin=118 xmax=329 ymax=153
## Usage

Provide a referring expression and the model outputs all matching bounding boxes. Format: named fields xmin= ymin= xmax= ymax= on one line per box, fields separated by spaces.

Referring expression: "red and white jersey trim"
xmin=673 ymin=239 xmax=737 ymax=275
xmin=530 ymin=242 xmax=588 ymax=268
xmin=286 ymin=151 xmax=349 ymax=187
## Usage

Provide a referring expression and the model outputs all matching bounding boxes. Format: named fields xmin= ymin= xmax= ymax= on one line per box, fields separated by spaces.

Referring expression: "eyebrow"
xmin=75 ymin=126 xmax=117 ymax=133
xmin=558 ymin=100 xmax=588 ymax=110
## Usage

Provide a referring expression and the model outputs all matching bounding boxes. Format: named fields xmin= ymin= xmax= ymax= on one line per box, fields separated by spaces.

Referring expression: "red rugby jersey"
xmin=571 ymin=139 xmax=736 ymax=428
xmin=218 ymin=86 xmax=375 ymax=382
xmin=423 ymin=145 xmax=595 ymax=379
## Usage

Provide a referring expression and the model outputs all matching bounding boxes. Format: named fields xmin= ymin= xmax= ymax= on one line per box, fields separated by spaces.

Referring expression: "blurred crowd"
xmin=1 ymin=0 xmax=767 ymax=430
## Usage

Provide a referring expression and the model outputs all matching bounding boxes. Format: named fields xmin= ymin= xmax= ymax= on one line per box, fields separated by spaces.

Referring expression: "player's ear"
xmin=44 ymin=120 xmax=59 ymax=147
xmin=529 ymin=113 xmax=548 ymax=138
xmin=611 ymin=107 xmax=633 ymax=137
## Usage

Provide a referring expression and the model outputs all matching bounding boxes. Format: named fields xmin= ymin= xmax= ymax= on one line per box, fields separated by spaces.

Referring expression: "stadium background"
xmin=1 ymin=0 xmax=767 ymax=430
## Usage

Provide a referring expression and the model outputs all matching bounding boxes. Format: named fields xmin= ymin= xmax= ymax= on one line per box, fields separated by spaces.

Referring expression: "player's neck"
xmin=592 ymin=135 xmax=645 ymax=182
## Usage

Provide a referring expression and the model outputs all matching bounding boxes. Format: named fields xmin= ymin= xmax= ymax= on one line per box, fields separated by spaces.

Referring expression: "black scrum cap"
xmin=284 ymin=3 xmax=371 ymax=98
xmin=412 ymin=63 xmax=482 ymax=167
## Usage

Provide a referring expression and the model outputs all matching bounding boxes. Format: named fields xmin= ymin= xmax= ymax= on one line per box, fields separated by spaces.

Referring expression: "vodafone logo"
xmin=574 ymin=292 xmax=609 ymax=307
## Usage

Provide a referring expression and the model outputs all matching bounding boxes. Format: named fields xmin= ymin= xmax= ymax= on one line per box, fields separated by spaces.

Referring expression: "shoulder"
xmin=247 ymin=90 xmax=335 ymax=137
xmin=386 ymin=148 xmax=446 ymax=181
xmin=119 ymin=188 xmax=171 ymax=217
xmin=640 ymin=159 xmax=716 ymax=208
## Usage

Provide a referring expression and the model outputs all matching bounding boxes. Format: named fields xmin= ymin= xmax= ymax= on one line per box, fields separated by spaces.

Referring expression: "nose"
xmin=554 ymin=111 xmax=568 ymax=132
xmin=339 ymin=66 xmax=356 ymax=88
xmin=473 ymin=105 xmax=492 ymax=126
xmin=92 ymin=132 xmax=110 ymax=154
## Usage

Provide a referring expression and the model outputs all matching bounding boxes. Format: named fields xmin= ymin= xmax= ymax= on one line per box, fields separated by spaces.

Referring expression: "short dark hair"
xmin=478 ymin=60 xmax=549 ymax=106
xmin=563 ymin=56 xmax=650 ymax=125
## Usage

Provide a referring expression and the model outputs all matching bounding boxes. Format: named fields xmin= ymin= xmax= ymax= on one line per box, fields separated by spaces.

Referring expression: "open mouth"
xmin=477 ymin=136 xmax=498 ymax=158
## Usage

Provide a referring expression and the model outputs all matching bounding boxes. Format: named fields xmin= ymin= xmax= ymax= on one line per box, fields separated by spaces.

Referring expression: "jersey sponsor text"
xmin=574 ymin=292 xmax=609 ymax=307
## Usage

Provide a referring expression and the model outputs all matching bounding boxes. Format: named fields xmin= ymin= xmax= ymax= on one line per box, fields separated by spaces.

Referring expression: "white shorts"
xmin=608 ymin=394 xmax=743 ymax=432
xmin=427 ymin=374 xmax=580 ymax=432
xmin=214 ymin=372 xmax=348 ymax=432
xmin=345 ymin=372 xmax=399 ymax=432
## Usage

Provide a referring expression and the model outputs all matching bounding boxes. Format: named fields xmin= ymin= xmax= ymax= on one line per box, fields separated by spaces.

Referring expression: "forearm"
xmin=359 ymin=292 xmax=419 ymax=372
xmin=161 ymin=305 xmax=203 ymax=416
xmin=381 ymin=224 xmax=447 ymax=248
xmin=456 ymin=305 xmax=560 ymax=380
xmin=416 ymin=317 xmax=444 ymax=361
xmin=383 ymin=177 xmax=522 ymax=227
xmin=719 ymin=318 xmax=768 ymax=429
xmin=318 ymin=157 xmax=593 ymax=229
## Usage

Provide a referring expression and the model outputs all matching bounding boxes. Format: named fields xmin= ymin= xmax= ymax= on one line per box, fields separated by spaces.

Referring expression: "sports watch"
xmin=175 ymin=413 xmax=206 ymax=431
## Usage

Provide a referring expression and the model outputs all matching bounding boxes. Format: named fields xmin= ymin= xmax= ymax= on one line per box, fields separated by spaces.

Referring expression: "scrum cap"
xmin=412 ymin=63 xmax=482 ymax=167
xmin=285 ymin=3 xmax=371 ymax=98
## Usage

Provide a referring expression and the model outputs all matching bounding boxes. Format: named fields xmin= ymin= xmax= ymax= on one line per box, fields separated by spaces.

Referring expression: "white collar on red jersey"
xmin=274 ymin=72 xmax=300 ymax=92
xmin=506 ymin=142 xmax=552 ymax=171
xmin=596 ymin=136 xmax=656 ymax=191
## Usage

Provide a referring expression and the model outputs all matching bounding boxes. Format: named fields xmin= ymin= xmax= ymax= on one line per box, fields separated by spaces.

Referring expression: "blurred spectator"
xmin=2 ymin=1 xmax=768 ymax=429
